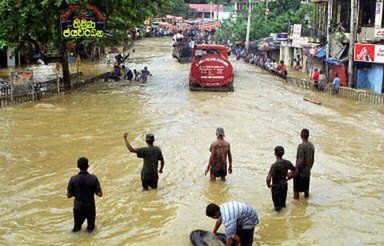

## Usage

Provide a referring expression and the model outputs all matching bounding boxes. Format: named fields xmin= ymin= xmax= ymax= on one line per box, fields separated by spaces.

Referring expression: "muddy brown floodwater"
xmin=0 ymin=38 xmax=383 ymax=245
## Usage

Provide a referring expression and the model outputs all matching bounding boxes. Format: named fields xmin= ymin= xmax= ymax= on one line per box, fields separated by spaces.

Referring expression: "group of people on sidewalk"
xmin=242 ymin=51 xmax=343 ymax=94
xmin=312 ymin=68 xmax=341 ymax=94
xmin=248 ymin=53 xmax=288 ymax=78
xmin=66 ymin=128 xmax=315 ymax=245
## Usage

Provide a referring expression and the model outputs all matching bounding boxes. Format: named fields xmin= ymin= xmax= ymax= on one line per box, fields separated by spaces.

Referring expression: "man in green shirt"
xmin=294 ymin=129 xmax=315 ymax=199
xmin=266 ymin=146 xmax=296 ymax=211
xmin=123 ymin=132 xmax=164 ymax=191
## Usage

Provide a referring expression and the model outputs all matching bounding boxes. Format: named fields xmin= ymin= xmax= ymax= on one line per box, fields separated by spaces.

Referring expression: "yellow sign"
xmin=62 ymin=19 xmax=104 ymax=38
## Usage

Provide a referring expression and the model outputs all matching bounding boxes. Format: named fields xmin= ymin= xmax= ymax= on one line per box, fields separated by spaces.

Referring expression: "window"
xmin=360 ymin=0 xmax=376 ymax=27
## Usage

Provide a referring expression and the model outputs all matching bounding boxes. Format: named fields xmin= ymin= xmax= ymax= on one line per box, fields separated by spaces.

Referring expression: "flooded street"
xmin=0 ymin=38 xmax=383 ymax=245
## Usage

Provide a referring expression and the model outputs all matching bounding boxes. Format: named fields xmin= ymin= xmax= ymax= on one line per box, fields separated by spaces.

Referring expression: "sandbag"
xmin=190 ymin=230 xmax=226 ymax=246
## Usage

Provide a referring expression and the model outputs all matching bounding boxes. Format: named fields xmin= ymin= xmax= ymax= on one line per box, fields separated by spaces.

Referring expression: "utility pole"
xmin=210 ymin=1 xmax=213 ymax=19
xmin=216 ymin=0 xmax=220 ymax=20
xmin=326 ymin=0 xmax=333 ymax=82
xmin=245 ymin=0 xmax=252 ymax=51
xmin=348 ymin=0 xmax=358 ymax=88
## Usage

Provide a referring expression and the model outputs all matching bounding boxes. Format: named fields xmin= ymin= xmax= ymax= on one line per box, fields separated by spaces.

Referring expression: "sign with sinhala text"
xmin=60 ymin=4 xmax=106 ymax=39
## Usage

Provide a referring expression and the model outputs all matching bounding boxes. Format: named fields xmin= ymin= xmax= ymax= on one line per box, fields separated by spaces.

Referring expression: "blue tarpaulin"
xmin=315 ymin=50 xmax=326 ymax=57
xmin=324 ymin=58 xmax=341 ymax=66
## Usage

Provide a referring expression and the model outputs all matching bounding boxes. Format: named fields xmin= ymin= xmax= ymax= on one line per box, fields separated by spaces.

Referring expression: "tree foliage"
xmin=0 ymin=0 xmax=174 ymax=87
xmin=106 ymin=0 xmax=174 ymax=45
xmin=217 ymin=0 xmax=314 ymax=43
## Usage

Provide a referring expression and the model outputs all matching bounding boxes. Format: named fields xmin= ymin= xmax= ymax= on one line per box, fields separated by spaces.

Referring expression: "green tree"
xmin=106 ymin=0 xmax=174 ymax=46
xmin=0 ymin=0 xmax=173 ymax=89
xmin=161 ymin=0 xmax=188 ymax=17
xmin=218 ymin=0 xmax=314 ymax=43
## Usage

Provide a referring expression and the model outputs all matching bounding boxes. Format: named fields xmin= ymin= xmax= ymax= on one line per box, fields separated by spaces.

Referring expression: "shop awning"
xmin=315 ymin=50 xmax=326 ymax=57
xmin=324 ymin=58 xmax=341 ymax=65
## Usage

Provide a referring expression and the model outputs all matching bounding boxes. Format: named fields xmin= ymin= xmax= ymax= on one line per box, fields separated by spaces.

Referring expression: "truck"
xmin=172 ymin=43 xmax=192 ymax=64
xmin=189 ymin=44 xmax=234 ymax=92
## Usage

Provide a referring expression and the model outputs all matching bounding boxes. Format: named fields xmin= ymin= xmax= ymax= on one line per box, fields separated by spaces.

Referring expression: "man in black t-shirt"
xmin=67 ymin=157 xmax=102 ymax=232
xmin=123 ymin=132 xmax=164 ymax=190
xmin=294 ymin=128 xmax=315 ymax=199
xmin=266 ymin=146 xmax=296 ymax=211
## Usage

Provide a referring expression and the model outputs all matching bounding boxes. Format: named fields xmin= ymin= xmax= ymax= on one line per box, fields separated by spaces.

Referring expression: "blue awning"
xmin=324 ymin=58 xmax=341 ymax=66
xmin=315 ymin=50 xmax=326 ymax=57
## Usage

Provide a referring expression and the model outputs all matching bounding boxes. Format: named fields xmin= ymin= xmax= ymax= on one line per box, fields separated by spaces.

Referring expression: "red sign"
xmin=191 ymin=54 xmax=233 ymax=86
xmin=354 ymin=44 xmax=375 ymax=62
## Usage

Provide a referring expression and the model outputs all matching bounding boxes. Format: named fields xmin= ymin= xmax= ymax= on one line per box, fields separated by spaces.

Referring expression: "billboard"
xmin=354 ymin=43 xmax=384 ymax=64
xmin=276 ymin=33 xmax=288 ymax=41
xmin=59 ymin=2 xmax=106 ymax=39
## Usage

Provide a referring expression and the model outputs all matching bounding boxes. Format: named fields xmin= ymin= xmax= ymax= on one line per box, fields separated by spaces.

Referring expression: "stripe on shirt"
xmin=220 ymin=201 xmax=259 ymax=239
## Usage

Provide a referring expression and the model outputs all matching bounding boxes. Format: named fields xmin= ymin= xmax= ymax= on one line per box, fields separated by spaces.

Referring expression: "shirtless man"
xmin=205 ymin=128 xmax=232 ymax=182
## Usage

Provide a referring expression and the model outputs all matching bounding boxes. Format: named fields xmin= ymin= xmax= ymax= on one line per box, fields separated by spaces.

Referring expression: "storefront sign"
xmin=292 ymin=37 xmax=308 ymax=48
xmin=292 ymin=24 xmax=302 ymax=39
xmin=375 ymin=0 xmax=384 ymax=38
xmin=276 ymin=33 xmax=288 ymax=41
xmin=60 ymin=4 xmax=106 ymax=39
xmin=375 ymin=45 xmax=384 ymax=63
xmin=354 ymin=43 xmax=384 ymax=63
xmin=374 ymin=28 xmax=384 ymax=38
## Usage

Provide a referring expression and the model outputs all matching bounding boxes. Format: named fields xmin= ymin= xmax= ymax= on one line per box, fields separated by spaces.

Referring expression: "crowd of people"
xmin=312 ymin=68 xmax=341 ymax=94
xmin=104 ymin=49 xmax=152 ymax=83
xmin=105 ymin=64 xmax=152 ymax=83
xmin=247 ymin=52 xmax=288 ymax=78
xmin=239 ymin=49 xmax=342 ymax=93
xmin=145 ymin=26 xmax=173 ymax=38
xmin=67 ymin=127 xmax=315 ymax=246
xmin=172 ymin=27 xmax=219 ymax=59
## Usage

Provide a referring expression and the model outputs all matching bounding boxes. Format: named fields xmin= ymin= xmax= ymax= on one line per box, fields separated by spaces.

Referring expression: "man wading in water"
xmin=266 ymin=146 xmax=296 ymax=211
xmin=67 ymin=157 xmax=102 ymax=233
xmin=205 ymin=128 xmax=232 ymax=182
xmin=294 ymin=129 xmax=315 ymax=199
xmin=123 ymin=133 xmax=164 ymax=191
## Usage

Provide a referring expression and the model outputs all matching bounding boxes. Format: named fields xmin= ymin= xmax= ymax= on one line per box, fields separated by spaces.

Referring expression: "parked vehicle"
xmin=172 ymin=43 xmax=192 ymax=64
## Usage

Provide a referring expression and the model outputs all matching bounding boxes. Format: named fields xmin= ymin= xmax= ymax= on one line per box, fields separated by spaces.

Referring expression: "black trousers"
xmin=294 ymin=176 xmax=310 ymax=193
xmin=236 ymin=227 xmax=255 ymax=246
xmin=73 ymin=207 xmax=96 ymax=232
xmin=141 ymin=178 xmax=158 ymax=190
xmin=272 ymin=184 xmax=288 ymax=211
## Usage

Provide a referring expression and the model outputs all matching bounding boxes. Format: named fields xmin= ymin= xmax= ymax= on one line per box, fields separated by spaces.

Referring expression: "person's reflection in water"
xmin=257 ymin=200 xmax=313 ymax=243
xmin=204 ymin=181 xmax=229 ymax=205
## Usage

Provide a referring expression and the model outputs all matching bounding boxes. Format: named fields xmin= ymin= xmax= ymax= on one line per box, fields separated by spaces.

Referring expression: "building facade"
xmin=310 ymin=0 xmax=384 ymax=93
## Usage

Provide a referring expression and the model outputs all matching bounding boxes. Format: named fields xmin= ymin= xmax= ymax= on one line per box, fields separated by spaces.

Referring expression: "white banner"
xmin=292 ymin=37 xmax=309 ymax=48
xmin=375 ymin=44 xmax=384 ymax=63
xmin=293 ymin=24 xmax=302 ymax=39
xmin=375 ymin=0 xmax=383 ymax=28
